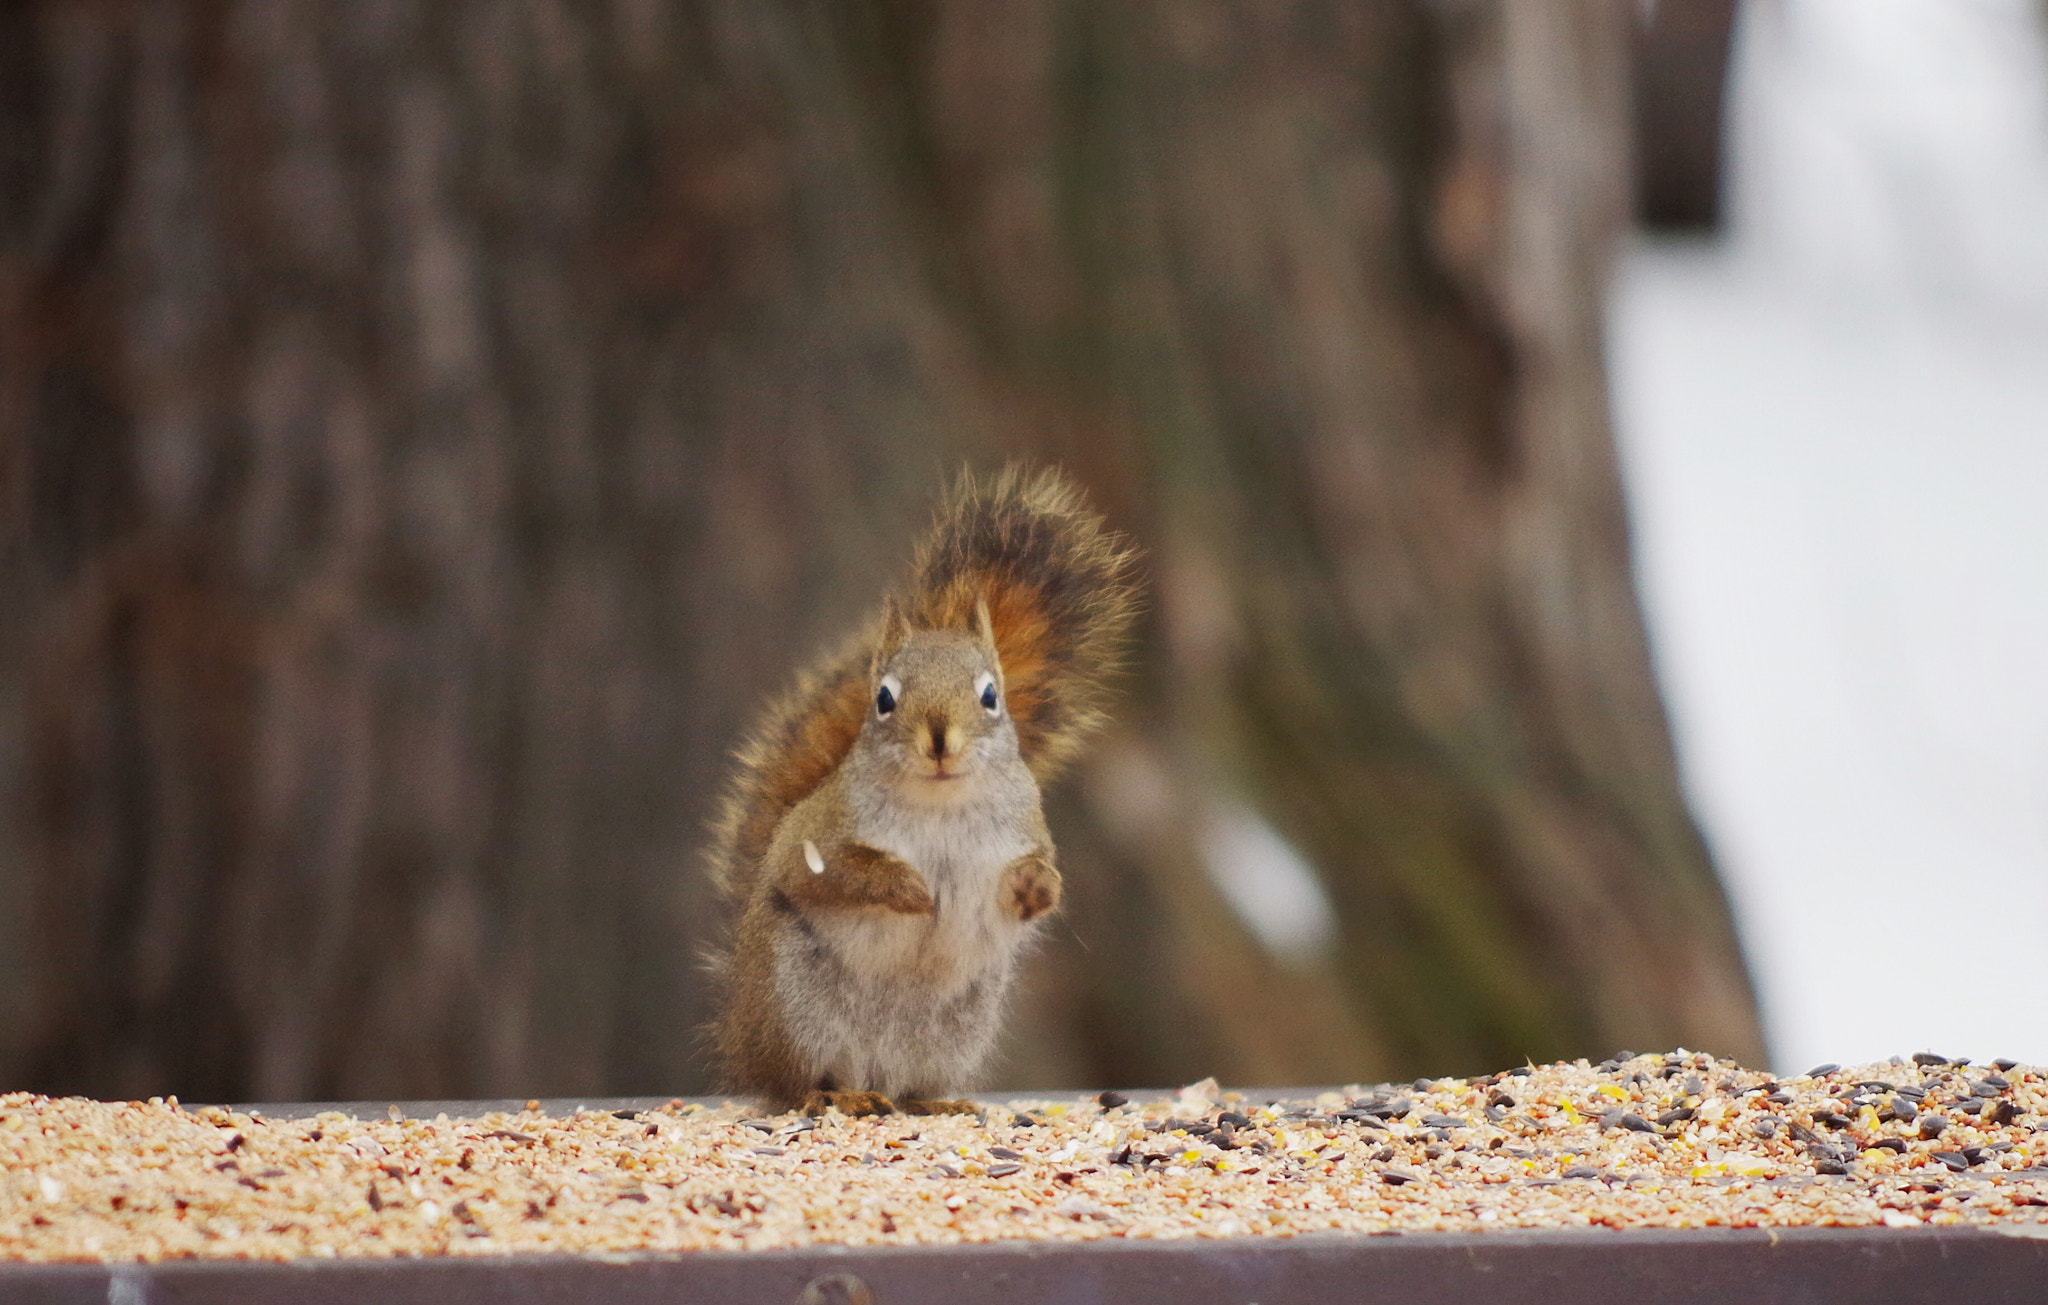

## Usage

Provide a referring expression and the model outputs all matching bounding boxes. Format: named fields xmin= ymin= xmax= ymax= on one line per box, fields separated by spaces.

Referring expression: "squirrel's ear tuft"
xmin=972 ymin=594 xmax=998 ymax=656
xmin=872 ymin=597 xmax=910 ymax=674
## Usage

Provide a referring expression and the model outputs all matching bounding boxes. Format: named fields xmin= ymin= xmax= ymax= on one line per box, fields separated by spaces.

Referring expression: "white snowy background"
xmin=1610 ymin=0 xmax=2048 ymax=1072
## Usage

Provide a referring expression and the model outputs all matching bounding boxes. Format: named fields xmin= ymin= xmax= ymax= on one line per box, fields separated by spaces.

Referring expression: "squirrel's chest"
xmin=828 ymin=806 xmax=1034 ymax=989
xmin=869 ymin=808 xmax=1027 ymax=889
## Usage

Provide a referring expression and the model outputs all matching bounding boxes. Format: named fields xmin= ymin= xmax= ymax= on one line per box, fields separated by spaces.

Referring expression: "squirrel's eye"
xmin=876 ymin=675 xmax=900 ymax=717
xmin=976 ymin=671 xmax=1000 ymax=716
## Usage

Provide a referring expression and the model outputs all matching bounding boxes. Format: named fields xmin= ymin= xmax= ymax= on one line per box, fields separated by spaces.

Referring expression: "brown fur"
xmin=778 ymin=841 xmax=936 ymax=916
xmin=706 ymin=627 xmax=877 ymax=901
xmin=702 ymin=466 xmax=1139 ymax=1103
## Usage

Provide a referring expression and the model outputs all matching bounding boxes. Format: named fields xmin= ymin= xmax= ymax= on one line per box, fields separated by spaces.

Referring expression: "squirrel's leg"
xmin=777 ymin=840 xmax=934 ymax=915
xmin=900 ymin=1097 xmax=980 ymax=1116
xmin=999 ymin=851 xmax=1061 ymax=922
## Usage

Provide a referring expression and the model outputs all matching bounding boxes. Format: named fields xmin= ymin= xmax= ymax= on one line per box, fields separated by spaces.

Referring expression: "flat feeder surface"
xmin=3 ymin=1052 xmax=2046 ymax=1301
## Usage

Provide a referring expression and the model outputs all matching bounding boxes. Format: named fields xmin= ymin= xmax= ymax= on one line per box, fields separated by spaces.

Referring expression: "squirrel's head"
xmin=856 ymin=594 xmax=1017 ymax=802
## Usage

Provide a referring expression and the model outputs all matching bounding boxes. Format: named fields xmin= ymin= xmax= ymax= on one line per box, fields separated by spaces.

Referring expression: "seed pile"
xmin=4 ymin=1051 xmax=2047 ymax=1263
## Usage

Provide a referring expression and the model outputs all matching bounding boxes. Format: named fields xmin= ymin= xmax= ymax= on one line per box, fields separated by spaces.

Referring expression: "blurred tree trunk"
xmin=0 ymin=0 xmax=1762 ymax=1103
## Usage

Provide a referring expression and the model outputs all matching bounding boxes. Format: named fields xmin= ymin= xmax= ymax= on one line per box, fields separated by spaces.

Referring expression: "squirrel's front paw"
xmin=1000 ymin=854 xmax=1061 ymax=922
xmin=784 ymin=841 xmax=934 ymax=915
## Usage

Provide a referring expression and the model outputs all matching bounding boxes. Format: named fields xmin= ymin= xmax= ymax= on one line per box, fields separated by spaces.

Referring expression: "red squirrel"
xmin=705 ymin=468 xmax=1139 ymax=1115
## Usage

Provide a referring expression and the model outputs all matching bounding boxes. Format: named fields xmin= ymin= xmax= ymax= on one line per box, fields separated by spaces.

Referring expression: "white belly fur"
xmin=773 ymin=799 xmax=1039 ymax=1098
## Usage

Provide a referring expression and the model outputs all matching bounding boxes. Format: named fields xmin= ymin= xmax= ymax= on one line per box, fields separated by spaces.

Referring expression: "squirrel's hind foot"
xmin=803 ymin=1089 xmax=897 ymax=1118
xmin=900 ymin=1097 xmax=980 ymax=1116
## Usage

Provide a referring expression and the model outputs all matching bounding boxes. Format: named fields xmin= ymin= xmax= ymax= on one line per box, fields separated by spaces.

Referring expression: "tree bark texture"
xmin=0 ymin=0 xmax=1764 ymax=1102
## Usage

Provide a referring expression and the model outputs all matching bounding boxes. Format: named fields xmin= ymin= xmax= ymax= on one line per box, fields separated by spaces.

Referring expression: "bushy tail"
xmin=905 ymin=465 xmax=1140 ymax=782
xmin=705 ymin=616 xmax=889 ymax=905
xmin=704 ymin=466 xmax=1139 ymax=904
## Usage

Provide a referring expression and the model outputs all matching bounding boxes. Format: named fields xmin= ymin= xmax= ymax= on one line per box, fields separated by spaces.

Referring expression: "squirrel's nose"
xmin=926 ymin=715 xmax=956 ymax=761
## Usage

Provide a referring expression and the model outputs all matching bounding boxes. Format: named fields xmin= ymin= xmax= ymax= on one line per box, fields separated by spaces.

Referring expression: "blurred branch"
xmin=1633 ymin=0 xmax=1741 ymax=231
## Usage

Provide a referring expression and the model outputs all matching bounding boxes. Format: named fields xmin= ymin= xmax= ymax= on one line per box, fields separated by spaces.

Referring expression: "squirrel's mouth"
xmin=912 ymin=760 xmax=974 ymax=788
xmin=901 ymin=772 xmax=974 ymax=805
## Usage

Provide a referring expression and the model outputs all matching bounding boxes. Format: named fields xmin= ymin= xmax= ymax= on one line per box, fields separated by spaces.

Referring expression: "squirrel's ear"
xmin=872 ymin=597 xmax=910 ymax=673
xmin=972 ymin=594 xmax=998 ymax=656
